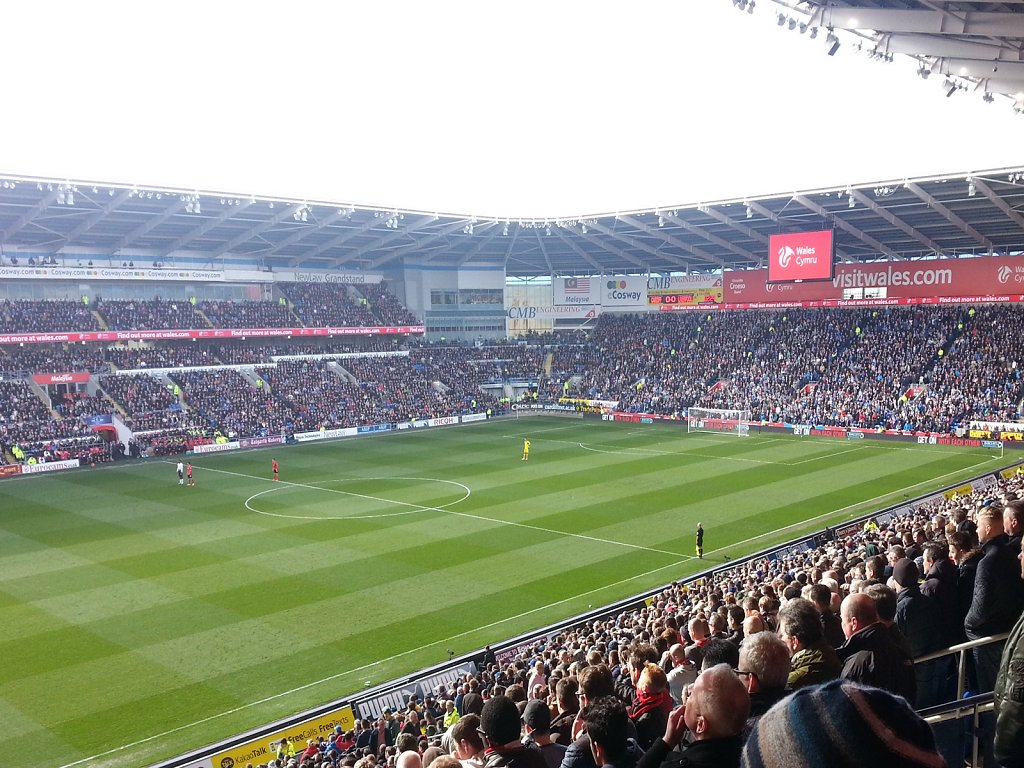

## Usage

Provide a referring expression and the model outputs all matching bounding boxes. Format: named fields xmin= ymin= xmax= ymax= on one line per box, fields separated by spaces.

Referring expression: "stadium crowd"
xmin=0 ymin=299 xmax=102 ymax=333
xmin=200 ymin=299 xmax=298 ymax=329
xmin=2 ymin=303 xmax=1023 ymax=466
xmin=282 ymin=282 xmax=380 ymax=327
xmin=355 ymin=282 xmax=419 ymax=326
xmin=96 ymin=298 xmax=207 ymax=331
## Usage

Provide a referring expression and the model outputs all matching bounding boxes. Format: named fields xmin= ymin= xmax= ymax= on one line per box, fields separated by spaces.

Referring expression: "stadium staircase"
xmin=25 ymin=377 xmax=61 ymax=418
xmin=326 ymin=361 xmax=356 ymax=383
xmin=91 ymin=310 xmax=108 ymax=330
xmin=238 ymin=367 xmax=269 ymax=391
xmin=543 ymin=352 xmax=553 ymax=377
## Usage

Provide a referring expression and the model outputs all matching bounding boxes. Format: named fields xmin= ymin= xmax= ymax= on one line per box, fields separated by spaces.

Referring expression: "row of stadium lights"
xmin=461 ymin=217 xmax=599 ymax=236
xmin=4 ymin=175 xmax=1023 ymax=229
xmin=751 ymin=1 xmax=1018 ymax=108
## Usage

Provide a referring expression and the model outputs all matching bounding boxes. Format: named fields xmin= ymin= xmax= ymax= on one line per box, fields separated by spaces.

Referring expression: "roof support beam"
xmin=2 ymin=190 xmax=60 ymax=242
xmin=904 ymin=182 xmax=995 ymax=253
xmin=971 ymin=178 xmax=1024 ymax=242
xmin=350 ymin=215 xmax=444 ymax=264
xmin=660 ymin=212 xmax=759 ymax=265
xmin=260 ymin=210 xmax=348 ymax=259
xmin=585 ymin=220 xmax=692 ymax=270
xmin=454 ymin=225 xmax=500 ymax=266
xmin=618 ymin=214 xmax=729 ymax=267
xmin=554 ymin=230 xmax=604 ymax=273
xmin=114 ymin=199 xmax=186 ymax=253
xmin=534 ymin=229 xmax=554 ymax=275
xmin=210 ymin=205 xmax=303 ymax=258
xmin=366 ymin=219 xmax=468 ymax=269
xmin=881 ymin=33 xmax=1014 ymax=61
xmin=44 ymin=189 xmax=135 ymax=254
xmin=820 ymin=8 xmax=1024 ymax=37
xmin=792 ymin=195 xmax=899 ymax=260
xmin=301 ymin=215 xmax=384 ymax=264
xmin=849 ymin=189 xmax=943 ymax=255
xmin=698 ymin=207 xmax=770 ymax=247
xmin=161 ymin=200 xmax=255 ymax=257
xmin=565 ymin=223 xmax=648 ymax=269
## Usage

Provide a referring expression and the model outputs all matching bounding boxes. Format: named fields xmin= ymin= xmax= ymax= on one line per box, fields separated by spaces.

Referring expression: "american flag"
xmin=565 ymin=277 xmax=590 ymax=294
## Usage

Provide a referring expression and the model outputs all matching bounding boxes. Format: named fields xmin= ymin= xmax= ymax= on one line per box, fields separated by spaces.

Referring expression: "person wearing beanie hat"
xmin=892 ymin=558 xmax=944 ymax=708
xmin=742 ymin=679 xmax=945 ymax=768
xmin=479 ymin=695 xmax=546 ymax=768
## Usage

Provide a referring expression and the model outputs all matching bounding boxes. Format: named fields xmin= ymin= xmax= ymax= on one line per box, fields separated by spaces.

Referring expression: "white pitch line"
xmin=58 ymin=556 xmax=692 ymax=768
xmin=785 ymin=446 xmax=869 ymax=465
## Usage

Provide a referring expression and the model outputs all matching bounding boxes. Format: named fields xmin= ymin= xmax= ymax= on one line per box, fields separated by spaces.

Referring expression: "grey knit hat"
xmin=742 ymin=679 xmax=945 ymax=768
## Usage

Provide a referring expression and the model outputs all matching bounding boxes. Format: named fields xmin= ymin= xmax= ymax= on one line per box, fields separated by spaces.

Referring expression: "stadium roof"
xmin=794 ymin=0 xmax=1024 ymax=105
xmin=1 ymin=167 xmax=1023 ymax=278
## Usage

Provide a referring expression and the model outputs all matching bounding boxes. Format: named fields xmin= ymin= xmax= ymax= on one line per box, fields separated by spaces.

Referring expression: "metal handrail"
xmin=920 ymin=693 xmax=995 ymax=768
xmin=914 ymin=631 xmax=1010 ymax=700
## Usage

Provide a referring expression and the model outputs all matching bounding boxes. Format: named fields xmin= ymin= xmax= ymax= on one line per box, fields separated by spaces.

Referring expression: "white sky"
xmin=1 ymin=0 xmax=1022 ymax=218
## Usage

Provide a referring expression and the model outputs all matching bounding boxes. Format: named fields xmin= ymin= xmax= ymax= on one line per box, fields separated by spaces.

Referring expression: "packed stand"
xmin=171 ymin=369 xmax=295 ymax=438
xmin=907 ymin=305 xmax=1024 ymax=431
xmin=255 ymin=360 xmax=362 ymax=431
xmin=281 ymin=282 xmax=379 ymax=327
xmin=0 ymin=343 xmax=108 ymax=376
xmin=0 ymin=380 xmax=105 ymax=462
xmin=0 ymin=299 xmax=102 ymax=333
xmin=100 ymin=373 xmax=178 ymax=416
xmin=560 ymin=305 xmax=1023 ymax=433
xmin=199 ymin=299 xmax=297 ymax=329
xmin=96 ymin=298 xmax=208 ymax=331
xmin=343 ymin=355 xmax=502 ymax=422
xmin=355 ymin=282 xmax=419 ymax=325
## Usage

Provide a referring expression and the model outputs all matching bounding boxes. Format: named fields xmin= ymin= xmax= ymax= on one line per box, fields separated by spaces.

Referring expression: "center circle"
xmin=245 ymin=476 xmax=471 ymax=520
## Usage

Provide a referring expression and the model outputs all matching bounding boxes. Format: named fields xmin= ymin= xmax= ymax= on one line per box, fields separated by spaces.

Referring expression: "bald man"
xmin=837 ymin=592 xmax=915 ymax=702
xmin=636 ymin=664 xmax=749 ymax=768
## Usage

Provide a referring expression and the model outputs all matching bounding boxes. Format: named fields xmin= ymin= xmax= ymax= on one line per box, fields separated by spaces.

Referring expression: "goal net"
xmin=687 ymin=407 xmax=752 ymax=437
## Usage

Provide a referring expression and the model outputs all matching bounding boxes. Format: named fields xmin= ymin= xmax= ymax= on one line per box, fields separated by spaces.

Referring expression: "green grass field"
xmin=0 ymin=417 xmax=1008 ymax=768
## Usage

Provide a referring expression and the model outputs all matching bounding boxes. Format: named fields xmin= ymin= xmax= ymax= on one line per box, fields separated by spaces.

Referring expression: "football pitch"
xmin=0 ymin=417 xmax=1008 ymax=768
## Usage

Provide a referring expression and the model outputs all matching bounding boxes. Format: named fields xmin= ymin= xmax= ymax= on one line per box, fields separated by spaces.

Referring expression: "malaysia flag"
xmin=565 ymin=277 xmax=591 ymax=294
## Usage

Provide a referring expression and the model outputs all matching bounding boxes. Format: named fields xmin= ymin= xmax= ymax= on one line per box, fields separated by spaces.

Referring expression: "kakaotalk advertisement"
xmin=726 ymin=255 xmax=1024 ymax=304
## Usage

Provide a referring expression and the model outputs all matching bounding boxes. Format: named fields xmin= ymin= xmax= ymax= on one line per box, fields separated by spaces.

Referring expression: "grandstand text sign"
xmin=0 ymin=266 xmax=275 ymax=282
xmin=0 ymin=326 xmax=426 ymax=346
xmin=276 ymin=269 xmax=383 ymax=284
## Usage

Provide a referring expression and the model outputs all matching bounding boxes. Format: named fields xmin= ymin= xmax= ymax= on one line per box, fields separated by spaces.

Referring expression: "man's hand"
xmin=663 ymin=704 xmax=688 ymax=749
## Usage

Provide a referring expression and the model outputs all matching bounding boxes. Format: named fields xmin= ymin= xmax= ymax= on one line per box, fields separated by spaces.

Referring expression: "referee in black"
xmin=696 ymin=522 xmax=704 ymax=559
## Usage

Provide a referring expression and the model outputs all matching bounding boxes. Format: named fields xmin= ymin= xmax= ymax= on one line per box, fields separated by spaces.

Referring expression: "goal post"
xmin=687 ymin=407 xmax=752 ymax=437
